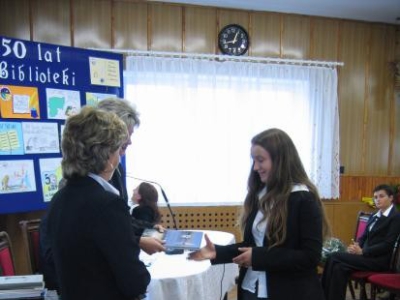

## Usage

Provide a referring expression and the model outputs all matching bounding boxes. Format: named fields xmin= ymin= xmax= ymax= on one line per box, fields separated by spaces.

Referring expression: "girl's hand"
xmin=232 ymin=247 xmax=252 ymax=268
xmin=187 ymin=234 xmax=216 ymax=261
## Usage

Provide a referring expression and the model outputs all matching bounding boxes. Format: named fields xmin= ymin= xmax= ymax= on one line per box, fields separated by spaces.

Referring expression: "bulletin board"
xmin=0 ymin=36 xmax=124 ymax=214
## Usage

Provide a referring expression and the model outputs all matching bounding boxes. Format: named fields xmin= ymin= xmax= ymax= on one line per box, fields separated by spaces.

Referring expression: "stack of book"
xmin=0 ymin=274 xmax=45 ymax=299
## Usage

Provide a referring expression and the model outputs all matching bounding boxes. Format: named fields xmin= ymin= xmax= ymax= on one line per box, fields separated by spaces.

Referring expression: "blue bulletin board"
xmin=0 ymin=36 xmax=124 ymax=214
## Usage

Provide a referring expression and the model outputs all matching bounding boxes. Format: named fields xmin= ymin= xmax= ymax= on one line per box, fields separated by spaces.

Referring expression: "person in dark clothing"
xmin=189 ymin=128 xmax=331 ymax=300
xmin=46 ymin=107 xmax=150 ymax=300
xmin=99 ymin=98 xmax=140 ymax=203
xmin=321 ymin=184 xmax=400 ymax=300
xmin=131 ymin=182 xmax=161 ymax=236
xmin=40 ymin=98 xmax=164 ymax=292
xmin=98 ymin=98 xmax=165 ymax=254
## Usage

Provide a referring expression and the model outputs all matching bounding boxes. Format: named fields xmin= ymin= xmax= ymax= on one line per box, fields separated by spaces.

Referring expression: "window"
xmin=124 ymin=56 xmax=339 ymax=205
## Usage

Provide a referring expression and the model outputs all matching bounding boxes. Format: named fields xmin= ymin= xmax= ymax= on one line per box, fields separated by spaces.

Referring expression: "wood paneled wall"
xmin=0 ymin=0 xmax=399 ymax=274
xmin=1 ymin=0 xmax=398 ymax=174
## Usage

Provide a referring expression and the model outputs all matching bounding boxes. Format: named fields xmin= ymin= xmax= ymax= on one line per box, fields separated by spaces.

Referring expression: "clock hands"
xmin=232 ymin=31 xmax=240 ymax=43
xmin=226 ymin=31 xmax=240 ymax=44
xmin=218 ymin=24 xmax=249 ymax=55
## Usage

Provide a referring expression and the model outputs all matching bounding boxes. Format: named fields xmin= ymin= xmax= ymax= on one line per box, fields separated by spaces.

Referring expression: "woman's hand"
xmin=187 ymin=234 xmax=216 ymax=261
xmin=232 ymin=247 xmax=252 ymax=268
xmin=153 ymin=224 xmax=165 ymax=233
xmin=140 ymin=236 xmax=166 ymax=254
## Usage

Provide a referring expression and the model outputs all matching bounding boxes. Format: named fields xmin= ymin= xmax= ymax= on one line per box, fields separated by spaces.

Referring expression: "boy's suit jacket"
xmin=358 ymin=206 xmax=400 ymax=258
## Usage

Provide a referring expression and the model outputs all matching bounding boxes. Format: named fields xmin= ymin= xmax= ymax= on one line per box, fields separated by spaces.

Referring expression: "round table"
xmin=140 ymin=230 xmax=239 ymax=300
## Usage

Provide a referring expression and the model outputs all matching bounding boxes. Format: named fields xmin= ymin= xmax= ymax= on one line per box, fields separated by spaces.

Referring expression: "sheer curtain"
xmin=124 ymin=56 xmax=339 ymax=205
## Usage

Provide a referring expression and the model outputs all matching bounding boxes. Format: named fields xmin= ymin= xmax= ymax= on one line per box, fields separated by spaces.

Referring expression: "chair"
xmin=19 ymin=219 xmax=41 ymax=274
xmin=369 ymin=234 xmax=400 ymax=300
xmin=354 ymin=211 xmax=372 ymax=242
xmin=348 ymin=211 xmax=373 ymax=300
xmin=0 ymin=231 xmax=16 ymax=275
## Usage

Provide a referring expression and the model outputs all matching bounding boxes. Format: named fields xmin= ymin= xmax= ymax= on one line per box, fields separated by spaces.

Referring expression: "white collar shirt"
xmin=241 ymin=184 xmax=309 ymax=298
xmin=88 ymin=173 xmax=120 ymax=196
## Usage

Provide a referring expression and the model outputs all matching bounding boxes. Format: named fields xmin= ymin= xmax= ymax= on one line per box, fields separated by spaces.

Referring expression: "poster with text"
xmin=85 ymin=92 xmax=116 ymax=107
xmin=22 ymin=122 xmax=59 ymax=154
xmin=0 ymin=122 xmax=24 ymax=155
xmin=89 ymin=57 xmax=121 ymax=87
xmin=39 ymin=157 xmax=62 ymax=202
xmin=46 ymin=88 xmax=81 ymax=120
xmin=0 ymin=85 xmax=40 ymax=119
xmin=0 ymin=160 xmax=36 ymax=194
xmin=0 ymin=35 xmax=123 ymax=213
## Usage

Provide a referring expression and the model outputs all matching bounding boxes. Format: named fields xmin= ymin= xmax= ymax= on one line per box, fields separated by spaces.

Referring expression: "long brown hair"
xmin=138 ymin=182 xmax=161 ymax=223
xmin=240 ymin=128 xmax=331 ymax=248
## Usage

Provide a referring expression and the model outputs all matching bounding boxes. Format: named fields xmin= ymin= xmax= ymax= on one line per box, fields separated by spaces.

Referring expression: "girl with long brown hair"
xmin=189 ymin=128 xmax=330 ymax=300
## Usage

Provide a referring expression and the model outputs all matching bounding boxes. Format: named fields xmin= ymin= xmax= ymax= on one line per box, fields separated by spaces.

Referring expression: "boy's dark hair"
xmin=373 ymin=184 xmax=395 ymax=197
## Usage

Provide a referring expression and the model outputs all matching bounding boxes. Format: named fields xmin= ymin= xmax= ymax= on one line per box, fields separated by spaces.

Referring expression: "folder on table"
xmin=142 ymin=229 xmax=203 ymax=251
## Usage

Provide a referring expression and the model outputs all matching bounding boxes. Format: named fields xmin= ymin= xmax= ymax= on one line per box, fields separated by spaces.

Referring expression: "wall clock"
xmin=218 ymin=24 xmax=249 ymax=56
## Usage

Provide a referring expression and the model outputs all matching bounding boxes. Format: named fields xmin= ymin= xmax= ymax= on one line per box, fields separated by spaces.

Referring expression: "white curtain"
xmin=124 ymin=56 xmax=340 ymax=205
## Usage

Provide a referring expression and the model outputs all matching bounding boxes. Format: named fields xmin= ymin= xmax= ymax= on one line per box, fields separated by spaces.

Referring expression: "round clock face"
xmin=218 ymin=24 xmax=249 ymax=56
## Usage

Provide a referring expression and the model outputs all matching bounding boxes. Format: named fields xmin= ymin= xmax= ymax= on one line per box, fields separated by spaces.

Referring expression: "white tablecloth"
xmin=140 ymin=230 xmax=239 ymax=300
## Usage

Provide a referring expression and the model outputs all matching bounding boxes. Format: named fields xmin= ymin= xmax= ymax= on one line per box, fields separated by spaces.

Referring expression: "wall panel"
xmin=310 ymin=18 xmax=339 ymax=61
xmin=395 ymin=91 xmax=400 ymax=174
xmin=114 ymin=2 xmax=148 ymax=50
xmin=282 ymin=14 xmax=310 ymax=58
xmin=251 ymin=12 xmax=281 ymax=57
xmin=73 ymin=0 xmax=112 ymax=48
xmin=31 ymin=0 xmax=70 ymax=46
xmin=184 ymin=6 xmax=216 ymax=54
xmin=339 ymin=21 xmax=370 ymax=174
xmin=394 ymin=28 xmax=400 ymax=174
xmin=365 ymin=25 xmax=395 ymax=174
xmin=151 ymin=3 xmax=182 ymax=52
xmin=0 ymin=0 xmax=30 ymax=40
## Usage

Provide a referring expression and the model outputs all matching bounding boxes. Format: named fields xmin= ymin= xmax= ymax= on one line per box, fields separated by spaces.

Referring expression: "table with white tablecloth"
xmin=140 ymin=230 xmax=239 ymax=300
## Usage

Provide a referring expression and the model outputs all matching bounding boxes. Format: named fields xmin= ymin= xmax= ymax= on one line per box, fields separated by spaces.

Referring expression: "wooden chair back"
xmin=19 ymin=219 xmax=41 ymax=274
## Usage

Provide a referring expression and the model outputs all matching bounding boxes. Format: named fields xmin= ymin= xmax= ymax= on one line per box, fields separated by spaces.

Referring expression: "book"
xmin=0 ymin=288 xmax=43 ymax=299
xmin=0 ymin=275 xmax=44 ymax=299
xmin=142 ymin=229 xmax=203 ymax=251
xmin=0 ymin=275 xmax=44 ymax=290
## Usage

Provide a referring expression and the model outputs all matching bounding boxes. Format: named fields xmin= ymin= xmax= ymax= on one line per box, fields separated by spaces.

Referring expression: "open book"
xmin=142 ymin=229 xmax=203 ymax=251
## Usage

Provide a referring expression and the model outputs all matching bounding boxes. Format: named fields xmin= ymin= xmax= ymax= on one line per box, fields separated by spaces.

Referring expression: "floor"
xmin=226 ymin=283 xmax=380 ymax=300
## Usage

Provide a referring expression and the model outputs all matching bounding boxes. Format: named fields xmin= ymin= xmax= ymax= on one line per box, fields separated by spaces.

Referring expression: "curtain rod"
xmin=91 ymin=48 xmax=344 ymax=68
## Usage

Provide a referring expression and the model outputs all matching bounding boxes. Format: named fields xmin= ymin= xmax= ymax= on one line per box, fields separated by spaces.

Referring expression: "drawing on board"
xmin=0 ymin=160 xmax=36 ymax=194
xmin=89 ymin=57 xmax=121 ymax=87
xmin=0 ymin=122 xmax=24 ymax=155
xmin=39 ymin=157 xmax=62 ymax=202
xmin=46 ymin=88 xmax=81 ymax=120
xmin=22 ymin=122 xmax=59 ymax=154
xmin=85 ymin=92 xmax=116 ymax=107
xmin=0 ymin=85 xmax=40 ymax=119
